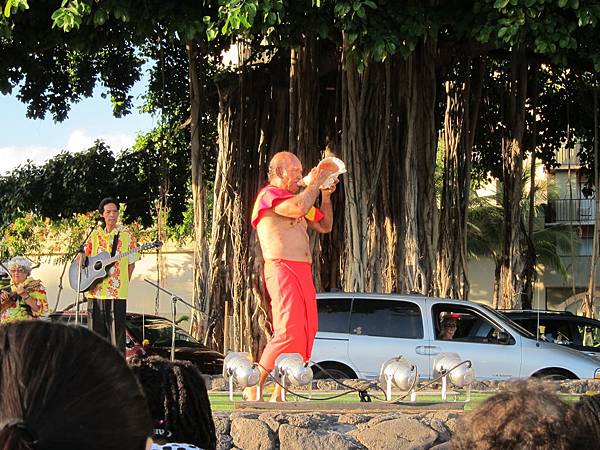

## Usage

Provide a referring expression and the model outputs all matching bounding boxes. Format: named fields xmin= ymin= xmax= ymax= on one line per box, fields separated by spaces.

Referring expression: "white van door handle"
xmin=415 ymin=345 xmax=439 ymax=355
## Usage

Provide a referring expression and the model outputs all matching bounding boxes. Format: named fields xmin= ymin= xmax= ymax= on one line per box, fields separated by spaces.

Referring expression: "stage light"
xmin=379 ymin=357 xmax=418 ymax=401
xmin=223 ymin=352 xmax=260 ymax=401
xmin=433 ymin=352 xmax=475 ymax=401
xmin=274 ymin=353 xmax=313 ymax=401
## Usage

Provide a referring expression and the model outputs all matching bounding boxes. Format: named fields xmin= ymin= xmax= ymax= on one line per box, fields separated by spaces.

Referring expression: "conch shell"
xmin=298 ymin=156 xmax=347 ymax=189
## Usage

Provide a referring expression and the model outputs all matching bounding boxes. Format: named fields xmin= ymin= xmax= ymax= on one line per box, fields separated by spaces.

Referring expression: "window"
xmin=349 ymin=299 xmax=423 ymax=339
xmin=577 ymin=323 xmax=600 ymax=348
xmin=127 ymin=317 xmax=204 ymax=348
xmin=538 ymin=321 xmax=574 ymax=345
xmin=317 ymin=297 xmax=351 ymax=333
xmin=433 ymin=304 xmax=514 ymax=345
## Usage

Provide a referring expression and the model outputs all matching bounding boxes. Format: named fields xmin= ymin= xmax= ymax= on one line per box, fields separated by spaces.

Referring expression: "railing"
xmin=545 ymin=198 xmax=596 ymax=224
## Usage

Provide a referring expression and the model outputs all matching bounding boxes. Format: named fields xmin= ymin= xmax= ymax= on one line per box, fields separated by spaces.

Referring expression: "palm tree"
xmin=468 ymin=174 xmax=576 ymax=309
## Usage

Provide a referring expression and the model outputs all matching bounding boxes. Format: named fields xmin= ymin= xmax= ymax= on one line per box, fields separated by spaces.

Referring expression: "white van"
xmin=310 ymin=293 xmax=600 ymax=380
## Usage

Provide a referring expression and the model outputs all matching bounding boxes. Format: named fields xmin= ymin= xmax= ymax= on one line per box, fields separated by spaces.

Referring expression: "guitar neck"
xmin=105 ymin=246 xmax=144 ymax=266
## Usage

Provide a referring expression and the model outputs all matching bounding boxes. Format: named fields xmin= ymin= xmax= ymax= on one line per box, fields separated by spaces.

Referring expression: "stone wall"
xmin=208 ymin=379 xmax=600 ymax=450
xmin=213 ymin=410 xmax=459 ymax=450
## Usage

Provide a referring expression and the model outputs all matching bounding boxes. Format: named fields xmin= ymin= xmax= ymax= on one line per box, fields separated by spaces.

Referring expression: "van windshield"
xmin=481 ymin=305 xmax=536 ymax=339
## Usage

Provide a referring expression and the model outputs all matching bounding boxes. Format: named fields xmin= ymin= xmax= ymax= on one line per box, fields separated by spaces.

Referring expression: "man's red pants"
xmin=259 ymin=259 xmax=318 ymax=371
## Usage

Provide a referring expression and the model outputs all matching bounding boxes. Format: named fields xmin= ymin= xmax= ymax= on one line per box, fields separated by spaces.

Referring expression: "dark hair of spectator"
xmin=450 ymin=380 xmax=577 ymax=450
xmin=98 ymin=197 xmax=120 ymax=215
xmin=0 ymin=321 xmax=152 ymax=450
xmin=571 ymin=394 xmax=600 ymax=449
xmin=129 ymin=356 xmax=217 ymax=450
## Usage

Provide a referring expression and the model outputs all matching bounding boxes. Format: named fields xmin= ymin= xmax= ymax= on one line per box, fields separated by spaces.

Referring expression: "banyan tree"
xmin=4 ymin=1 xmax=600 ymax=355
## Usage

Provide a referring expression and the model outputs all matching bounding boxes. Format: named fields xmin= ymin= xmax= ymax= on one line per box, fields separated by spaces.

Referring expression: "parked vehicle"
xmin=503 ymin=310 xmax=600 ymax=358
xmin=311 ymin=293 xmax=600 ymax=380
xmin=49 ymin=311 xmax=224 ymax=375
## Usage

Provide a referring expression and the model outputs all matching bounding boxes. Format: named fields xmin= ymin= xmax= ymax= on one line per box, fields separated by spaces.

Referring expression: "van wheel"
xmin=312 ymin=362 xmax=357 ymax=380
xmin=532 ymin=369 xmax=577 ymax=380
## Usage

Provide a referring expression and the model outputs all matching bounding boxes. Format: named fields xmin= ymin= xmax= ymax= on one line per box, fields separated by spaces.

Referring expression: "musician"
xmin=84 ymin=197 xmax=139 ymax=354
xmin=0 ymin=256 xmax=48 ymax=324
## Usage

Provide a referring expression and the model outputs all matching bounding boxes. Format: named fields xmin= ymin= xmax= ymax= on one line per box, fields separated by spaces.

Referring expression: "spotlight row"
xmin=223 ymin=351 xmax=475 ymax=402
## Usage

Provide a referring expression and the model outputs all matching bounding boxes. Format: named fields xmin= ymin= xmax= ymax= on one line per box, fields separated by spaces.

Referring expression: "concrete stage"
xmin=235 ymin=400 xmax=466 ymax=413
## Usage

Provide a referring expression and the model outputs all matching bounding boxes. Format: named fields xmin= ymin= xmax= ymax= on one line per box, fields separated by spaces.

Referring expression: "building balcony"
xmin=554 ymin=146 xmax=581 ymax=168
xmin=545 ymin=198 xmax=596 ymax=225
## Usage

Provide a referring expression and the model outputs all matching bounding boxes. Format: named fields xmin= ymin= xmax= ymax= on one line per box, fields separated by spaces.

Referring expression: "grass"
xmin=208 ymin=389 xmax=584 ymax=412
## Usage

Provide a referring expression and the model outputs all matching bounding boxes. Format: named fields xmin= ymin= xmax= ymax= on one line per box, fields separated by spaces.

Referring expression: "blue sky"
xmin=0 ymin=81 xmax=156 ymax=175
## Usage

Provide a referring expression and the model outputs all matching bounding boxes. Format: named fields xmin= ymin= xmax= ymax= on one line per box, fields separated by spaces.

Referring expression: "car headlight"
xmin=595 ymin=368 xmax=600 ymax=379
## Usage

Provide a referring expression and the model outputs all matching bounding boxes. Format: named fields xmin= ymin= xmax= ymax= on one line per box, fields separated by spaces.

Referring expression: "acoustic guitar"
xmin=69 ymin=241 xmax=162 ymax=292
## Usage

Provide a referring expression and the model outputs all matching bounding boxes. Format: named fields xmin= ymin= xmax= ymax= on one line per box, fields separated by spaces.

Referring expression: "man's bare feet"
xmin=268 ymin=385 xmax=284 ymax=402
xmin=242 ymin=385 xmax=263 ymax=402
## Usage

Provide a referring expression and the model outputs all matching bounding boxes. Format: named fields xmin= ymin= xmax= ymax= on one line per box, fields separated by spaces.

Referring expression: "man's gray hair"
xmin=7 ymin=256 xmax=32 ymax=275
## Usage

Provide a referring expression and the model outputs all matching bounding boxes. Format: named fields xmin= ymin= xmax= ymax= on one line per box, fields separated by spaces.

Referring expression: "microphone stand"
xmin=143 ymin=278 xmax=210 ymax=362
xmin=72 ymin=223 xmax=97 ymax=325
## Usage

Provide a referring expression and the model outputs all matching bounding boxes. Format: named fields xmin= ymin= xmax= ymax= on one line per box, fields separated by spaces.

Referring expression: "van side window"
xmin=578 ymin=323 xmax=600 ymax=348
xmin=317 ymin=298 xmax=352 ymax=333
xmin=350 ymin=299 xmax=423 ymax=339
xmin=432 ymin=304 xmax=514 ymax=345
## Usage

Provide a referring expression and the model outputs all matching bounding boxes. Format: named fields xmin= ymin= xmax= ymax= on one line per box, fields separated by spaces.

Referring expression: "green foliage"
xmin=473 ymin=0 xmax=600 ymax=67
xmin=0 ymin=139 xmax=192 ymax=230
xmin=3 ymin=0 xmax=28 ymax=18
xmin=47 ymin=211 xmax=97 ymax=264
xmin=167 ymin=199 xmax=195 ymax=246
xmin=51 ymin=0 xmax=91 ymax=31
xmin=0 ymin=207 xmax=173 ymax=266
xmin=119 ymin=123 xmax=192 ymax=227
xmin=0 ymin=211 xmax=44 ymax=260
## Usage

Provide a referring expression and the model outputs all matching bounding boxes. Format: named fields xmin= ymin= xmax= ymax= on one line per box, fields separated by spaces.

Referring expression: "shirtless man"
xmin=247 ymin=151 xmax=337 ymax=401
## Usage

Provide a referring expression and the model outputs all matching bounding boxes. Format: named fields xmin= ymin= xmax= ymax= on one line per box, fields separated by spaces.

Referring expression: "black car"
xmin=503 ymin=310 xmax=600 ymax=358
xmin=49 ymin=311 xmax=224 ymax=375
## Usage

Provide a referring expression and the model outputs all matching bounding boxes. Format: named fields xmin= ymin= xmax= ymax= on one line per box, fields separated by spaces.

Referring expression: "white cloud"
xmin=0 ymin=145 xmax=62 ymax=174
xmin=65 ymin=129 xmax=135 ymax=153
xmin=1 ymin=129 xmax=136 ymax=174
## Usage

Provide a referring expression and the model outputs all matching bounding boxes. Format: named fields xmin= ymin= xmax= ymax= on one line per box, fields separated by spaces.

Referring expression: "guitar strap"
xmin=111 ymin=232 xmax=120 ymax=257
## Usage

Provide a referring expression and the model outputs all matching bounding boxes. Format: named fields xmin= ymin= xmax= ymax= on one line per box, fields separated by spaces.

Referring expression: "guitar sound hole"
xmin=94 ymin=261 xmax=103 ymax=270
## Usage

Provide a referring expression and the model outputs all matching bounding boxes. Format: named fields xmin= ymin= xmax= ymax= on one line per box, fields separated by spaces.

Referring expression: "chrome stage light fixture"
xmin=433 ymin=352 xmax=475 ymax=401
xmin=273 ymin=353 xmax=313 ymax=402
xmin=379 ymin=357 xmax=418 ymax=402
xmin=223 ymin=352 xmax=260 ymax=401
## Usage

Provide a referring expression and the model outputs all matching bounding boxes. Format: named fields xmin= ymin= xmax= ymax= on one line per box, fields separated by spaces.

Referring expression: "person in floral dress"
xmin=0 ymin=256 xmax=48 ymax=324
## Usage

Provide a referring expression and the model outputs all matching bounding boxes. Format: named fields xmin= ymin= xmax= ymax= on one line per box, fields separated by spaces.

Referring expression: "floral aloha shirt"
xmin=0 ymin=277 xmax=48 ymax=324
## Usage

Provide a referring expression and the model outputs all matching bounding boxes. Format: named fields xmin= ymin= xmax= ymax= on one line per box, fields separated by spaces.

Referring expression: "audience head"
xmin=451 ymin=380 xmax=576 ymax=450
xmin=0 ymin=321 xmax=152 ymax=450
xmin=570 ymin=394 xmax=600 ymax=448
xmin=130 ymin=356 xmax=216 ymax=450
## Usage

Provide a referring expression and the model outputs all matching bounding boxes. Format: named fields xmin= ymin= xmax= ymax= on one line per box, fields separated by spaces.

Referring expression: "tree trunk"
xmin=498 ymin=49 xmax=527 ymax=310
xmin=401 ymin=37 xmax=438 ymax=295
xmin=205 ymin=39 xmax=336 ymax=356
xmin=187 ymin=40 xmax=211 ymax=341
xmin=437 ymin=57 xmax=484 ymax=299
xmin=340 ymin=36 xmax=405 ymax=293
xmin=521 ymin=66 xmax=539 ymax=310
xmin=207 ymin=60 xmax=289 ymax=355
xmin=288 ymin=35 xmax=327 ymax=289
xmin=585 ymin=87 xmax=599 ymax=319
